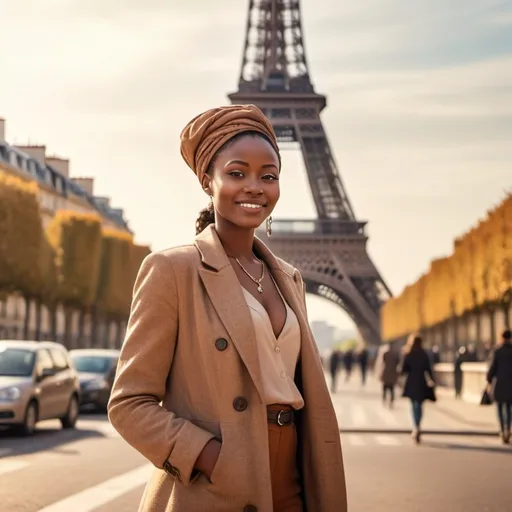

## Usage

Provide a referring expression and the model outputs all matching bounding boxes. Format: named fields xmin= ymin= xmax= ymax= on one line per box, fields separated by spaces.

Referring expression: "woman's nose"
xmin=243 ymin=181 xmax=263 ymax=195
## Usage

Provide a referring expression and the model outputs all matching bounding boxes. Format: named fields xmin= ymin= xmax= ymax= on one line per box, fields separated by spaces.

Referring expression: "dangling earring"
xmin=208 ymin=195 xmax=214 ymax=210
xmin=266 ymin=216 xmax=272 ymax=237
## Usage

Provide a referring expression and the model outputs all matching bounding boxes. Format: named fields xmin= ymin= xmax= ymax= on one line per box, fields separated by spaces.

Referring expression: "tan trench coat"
xmin=108 ymin=225 xmax=347 ymax=512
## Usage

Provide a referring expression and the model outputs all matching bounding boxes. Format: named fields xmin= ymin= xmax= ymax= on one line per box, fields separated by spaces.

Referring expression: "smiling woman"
xmin=107 ymin=104 xmax=347 ymax=512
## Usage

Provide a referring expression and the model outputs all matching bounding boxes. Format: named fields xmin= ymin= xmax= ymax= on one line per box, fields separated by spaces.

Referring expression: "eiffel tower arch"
xmin=228 ymin=0 xmax=392 ymax=345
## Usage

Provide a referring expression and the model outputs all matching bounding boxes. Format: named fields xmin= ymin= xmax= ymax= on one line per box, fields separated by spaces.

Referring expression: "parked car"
xmin=0 ymin=340 xmax=80 ymax=435
xmin=69 ymin=349 xmax=119 ymax=411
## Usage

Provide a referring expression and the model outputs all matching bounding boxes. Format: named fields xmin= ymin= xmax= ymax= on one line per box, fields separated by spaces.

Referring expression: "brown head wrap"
xmin=180 ymin=104 xmax=279 ymax=184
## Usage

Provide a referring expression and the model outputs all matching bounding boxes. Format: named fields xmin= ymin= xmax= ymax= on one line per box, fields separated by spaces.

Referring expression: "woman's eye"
xmin=228 ymin=170 xmax=244 ymax=177
xmin=263 ymin=174 xmax=278 ymax=181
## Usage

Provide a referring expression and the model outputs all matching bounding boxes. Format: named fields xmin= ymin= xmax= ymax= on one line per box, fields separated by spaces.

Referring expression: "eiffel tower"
xmin=228 ymin=0 xmax=392 ymax=345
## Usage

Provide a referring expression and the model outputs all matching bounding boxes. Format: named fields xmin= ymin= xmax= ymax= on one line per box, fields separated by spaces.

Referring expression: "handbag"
xmin=480 ymin=388 xmax=493 ymax=406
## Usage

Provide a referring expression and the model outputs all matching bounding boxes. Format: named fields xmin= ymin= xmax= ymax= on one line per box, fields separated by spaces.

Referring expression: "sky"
xmin=0 ymin=0 xmax=511 ymax=337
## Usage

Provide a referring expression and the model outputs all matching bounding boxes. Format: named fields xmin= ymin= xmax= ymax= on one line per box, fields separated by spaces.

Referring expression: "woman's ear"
xmin=201 ymin=175 xmax=211 ymax=196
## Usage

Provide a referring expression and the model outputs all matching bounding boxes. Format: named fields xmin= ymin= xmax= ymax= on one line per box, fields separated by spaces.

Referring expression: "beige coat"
xmin=108 ymin=225 xmax=347 ymax=512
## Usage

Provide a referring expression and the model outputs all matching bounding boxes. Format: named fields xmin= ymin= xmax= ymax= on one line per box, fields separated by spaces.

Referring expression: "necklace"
xmin=234 ymin=256 xmax=265 ymax=293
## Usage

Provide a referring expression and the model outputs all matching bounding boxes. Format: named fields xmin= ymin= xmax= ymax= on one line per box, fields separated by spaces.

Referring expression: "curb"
xmin=339 ymin=428 xmax=499 ymax=437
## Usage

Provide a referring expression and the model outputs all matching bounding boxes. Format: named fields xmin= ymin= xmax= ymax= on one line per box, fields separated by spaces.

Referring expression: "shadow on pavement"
xmin=423 ymin=440 xmax=512 ymax=455
xmin=0 ymin=412 xmax=111 ymax=459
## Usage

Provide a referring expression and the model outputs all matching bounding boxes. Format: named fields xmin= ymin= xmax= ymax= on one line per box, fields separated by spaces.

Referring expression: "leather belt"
xmin=267 ymin=408 xmax=295 ymax=426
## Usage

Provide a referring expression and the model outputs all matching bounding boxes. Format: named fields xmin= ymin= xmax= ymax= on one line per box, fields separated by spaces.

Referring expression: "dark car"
xmin=69 ymin=349 xmax=119 ymax=411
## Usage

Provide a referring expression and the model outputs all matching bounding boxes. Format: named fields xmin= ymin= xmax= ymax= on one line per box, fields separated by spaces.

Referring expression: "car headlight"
xmin=85 ymin=378 xmax=108 ymax=390
xmin=0 ymin=386 xmax=21 ymax=402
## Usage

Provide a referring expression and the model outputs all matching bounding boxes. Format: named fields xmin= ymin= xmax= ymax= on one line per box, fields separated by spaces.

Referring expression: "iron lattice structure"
xmin=228 ymin=0 xmax=391 ymax=344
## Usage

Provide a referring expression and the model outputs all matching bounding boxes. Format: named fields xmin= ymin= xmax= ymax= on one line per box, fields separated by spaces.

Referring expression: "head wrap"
xmin=180 ymin=104 xmax=279 ymax=184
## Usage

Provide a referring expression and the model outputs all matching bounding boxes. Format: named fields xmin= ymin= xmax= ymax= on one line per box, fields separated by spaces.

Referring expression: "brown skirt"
xmin=267 ymin=404 xmax=303 ymax=511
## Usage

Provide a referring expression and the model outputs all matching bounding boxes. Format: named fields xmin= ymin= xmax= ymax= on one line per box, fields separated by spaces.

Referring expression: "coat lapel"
xmin=254 ymin=237 xmax=325 ymax=398
xmin=194 ymin=226 xmax=320 ymax=405
xmin=253 ymin=237 xmax=321 ymax=380
xmin=195 ymin=226 xmax=265 ymax=403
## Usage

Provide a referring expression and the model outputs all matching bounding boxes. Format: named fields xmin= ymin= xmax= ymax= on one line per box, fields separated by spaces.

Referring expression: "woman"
xmin=108 ymin=104 xmax=347 ymax=511
xmin=401 ymin=334 xmax=436 ymax=444
xmin=486 ymin=329 xmax=512 ymax=444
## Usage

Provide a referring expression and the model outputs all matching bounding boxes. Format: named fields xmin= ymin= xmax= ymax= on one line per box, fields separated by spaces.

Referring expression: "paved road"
xmin=0 ymin=377 xmax=509 ymax=511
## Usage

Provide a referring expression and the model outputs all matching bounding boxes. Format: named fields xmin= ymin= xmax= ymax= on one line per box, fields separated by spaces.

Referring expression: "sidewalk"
xmin=325 ymin=371 xmax=499 ymax=435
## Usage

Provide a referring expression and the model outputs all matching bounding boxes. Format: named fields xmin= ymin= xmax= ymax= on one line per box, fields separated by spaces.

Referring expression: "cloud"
xmin=0 ymin=0 xmax=511 ymax=322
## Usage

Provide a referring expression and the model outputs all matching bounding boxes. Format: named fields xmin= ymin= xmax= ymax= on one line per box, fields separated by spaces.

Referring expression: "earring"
xmin=266 ymin=216 xmax=272 ymax=237
xmin=208 ymin=195 xmax=213 ymax=210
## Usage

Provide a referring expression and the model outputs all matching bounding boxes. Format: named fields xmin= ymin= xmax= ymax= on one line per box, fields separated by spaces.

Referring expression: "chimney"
xmin=14 ymin=145 xmax=46 ymax=166
xmin=95 ymin=196 xmax=111 ymax=208
xmin=0 ymin=118 xmax=5 ymax=143
xmin=71 ymin=177 xmax=94 ymax=196
xmin=46 ymin=156 xmax=70 ymax=177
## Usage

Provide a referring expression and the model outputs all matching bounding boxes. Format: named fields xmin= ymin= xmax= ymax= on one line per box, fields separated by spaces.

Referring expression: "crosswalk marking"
xmin=350 ymin=404 xmax=368 ymax=425
xmin=374 ymin=435 xmax=401 ymax=446
xmin=374 ymin=408 xmax=401 ymax=427
xmin=345 ymin=434 xmax=365 ymax=446
xmin=37 ymin=464 xmax=153 ymax=512
xmin=0 ymin=460 xmax=29 ymax=476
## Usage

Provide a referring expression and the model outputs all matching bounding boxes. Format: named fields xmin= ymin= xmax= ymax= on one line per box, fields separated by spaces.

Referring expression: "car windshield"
xmin=71 ymin=355 xmax=114 ymax=374
xmin=0 ymin=347 xmax=35 ymax=377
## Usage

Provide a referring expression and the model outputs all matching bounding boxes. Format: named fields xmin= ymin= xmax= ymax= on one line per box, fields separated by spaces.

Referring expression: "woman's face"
xmin=204 ymin=135 xmax=280 ymax=231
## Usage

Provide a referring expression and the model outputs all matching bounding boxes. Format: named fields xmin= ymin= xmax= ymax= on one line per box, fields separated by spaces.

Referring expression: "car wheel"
xmin=61 ymin=395 xmax=79 ymax=429
xmin=20 ymin=401 xmax=38 ymax=436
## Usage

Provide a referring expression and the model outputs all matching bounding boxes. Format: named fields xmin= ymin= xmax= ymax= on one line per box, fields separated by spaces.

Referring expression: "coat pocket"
xmin=190 ymin=419 xmax=221 ymax=439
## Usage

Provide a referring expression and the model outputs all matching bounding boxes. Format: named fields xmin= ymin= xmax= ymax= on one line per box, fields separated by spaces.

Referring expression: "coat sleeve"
xmin=486 ymin=351 xmax=498 ymax=383
xmin=107 ymin=252 xmax=215 ymax=486
xmin=401 ymin=354 xmax=411 ymax=374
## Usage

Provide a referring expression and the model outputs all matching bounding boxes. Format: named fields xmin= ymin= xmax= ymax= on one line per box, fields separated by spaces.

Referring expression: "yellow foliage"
xmin=121 ymin=244 xmax=151 ymax=314
xmin=95 ymin=230 xmax=133 ymax=317
xmin=381 ymin=193 xmax=512 ymax=341
xmin=46 ymin=210 xmax=103 ymax=308
xmin=0 ymin=171 xmax=47 ymax=297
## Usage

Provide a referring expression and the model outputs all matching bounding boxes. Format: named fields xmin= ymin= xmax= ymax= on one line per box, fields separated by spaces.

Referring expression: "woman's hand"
xmin=194 ymin=438 xmax=222 ymax=480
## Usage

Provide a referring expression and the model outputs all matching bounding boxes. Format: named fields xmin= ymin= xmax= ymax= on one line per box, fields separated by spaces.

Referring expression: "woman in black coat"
xmin=401 ymin=334 xmax=436 ymax=444
xmin=487 ymin=329 xmax=512 ymax=444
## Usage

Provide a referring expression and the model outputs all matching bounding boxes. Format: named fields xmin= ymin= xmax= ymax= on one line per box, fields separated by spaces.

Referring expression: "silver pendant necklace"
xmin=235 ymin=256 xmax=265 ymax=293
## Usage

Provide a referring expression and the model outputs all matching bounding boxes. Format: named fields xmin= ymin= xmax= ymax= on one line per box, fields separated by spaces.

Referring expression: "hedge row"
xmin=0 ymin=170 xmax=150 ymax=318
xmin=382 ymin=194 xmax=512 ymax=341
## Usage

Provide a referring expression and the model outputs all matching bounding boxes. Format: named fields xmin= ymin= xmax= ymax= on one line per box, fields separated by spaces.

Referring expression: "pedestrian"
xmin=107 ymin=104 xmax=347 ymax=511
xmin=454 ymin=346 xmax=466 ymax=399
xmin=401 ymin=334 xmax=436 ymax=444
xmin=429 ymin=344 xmax=441 ymax=366
xmin=343 ymin=349 xmax=354 ymax=382
xmin=359 ymin=346 xmax=369 ymax=386
xmin=377 ymin=344 xmax=401 ymax=408
xmin=329 ymin=349 xmax=341 ymax=393
xmin=486 ymin=329 xmax=512 ymax=444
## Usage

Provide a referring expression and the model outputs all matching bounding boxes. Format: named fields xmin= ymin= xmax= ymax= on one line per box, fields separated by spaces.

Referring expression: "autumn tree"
xmin=46 ymin=211 xmax=103 ymax=344
xmin=0 ymin=172 xmax=46 ymax=338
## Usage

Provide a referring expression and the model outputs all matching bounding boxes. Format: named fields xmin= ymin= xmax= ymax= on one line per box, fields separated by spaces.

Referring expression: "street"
xmin=0 ymin=375 xmax=510 ymax=512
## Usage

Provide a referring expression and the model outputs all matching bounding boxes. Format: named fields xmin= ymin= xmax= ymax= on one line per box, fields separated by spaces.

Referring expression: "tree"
xmin=92 ymin=229 xmax=134 ymax=346
xmin=46 ymin=211 xmax=103 ymax=344
xmin=381 ymin=193 xmax=512 ymax=341
xmin=0 ymin=171 xmax=45 ymax=338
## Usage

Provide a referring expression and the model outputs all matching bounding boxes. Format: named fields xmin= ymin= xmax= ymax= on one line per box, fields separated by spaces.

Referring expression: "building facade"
xmin=0 ymin=117 xmax=132 ymax=348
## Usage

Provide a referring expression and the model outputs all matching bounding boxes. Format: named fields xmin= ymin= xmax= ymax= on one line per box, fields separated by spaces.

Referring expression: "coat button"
xmin=243 ymin=506 xmax=257 ymax=512
xmin=215 ymin=338 xmax=228 ymax=351
xmin=233 ymin=396 xmax=248 ymax=412
xmin=163 ymin=461 xmax=180 ymax=478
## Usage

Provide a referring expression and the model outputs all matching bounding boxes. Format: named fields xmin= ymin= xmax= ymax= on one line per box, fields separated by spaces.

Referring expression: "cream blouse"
xmin=241 ymin=282 xmax=304 ymax=410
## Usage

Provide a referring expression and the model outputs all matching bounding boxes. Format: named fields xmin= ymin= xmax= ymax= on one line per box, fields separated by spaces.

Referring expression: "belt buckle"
xmin=277 ymin=410 xmax=285 ymax=426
